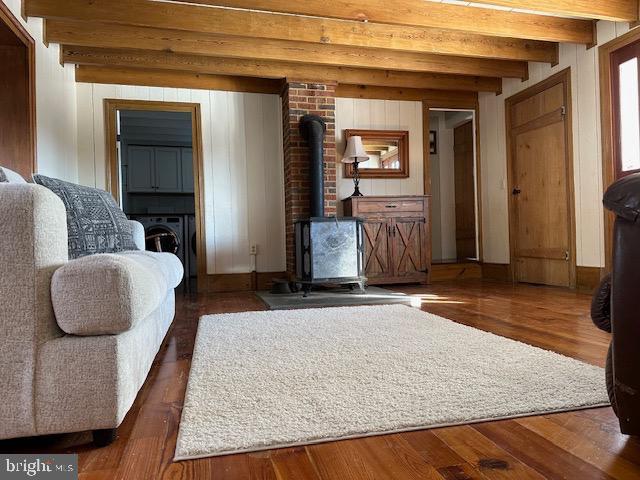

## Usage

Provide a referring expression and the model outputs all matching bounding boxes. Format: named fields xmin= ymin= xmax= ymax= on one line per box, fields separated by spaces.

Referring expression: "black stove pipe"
xmin=299 ymin=114 xmax=326 ymax=218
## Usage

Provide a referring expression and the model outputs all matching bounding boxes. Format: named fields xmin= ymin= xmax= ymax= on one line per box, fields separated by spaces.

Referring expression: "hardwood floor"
xmin=3 ymin=279 xmax=638 ymax=479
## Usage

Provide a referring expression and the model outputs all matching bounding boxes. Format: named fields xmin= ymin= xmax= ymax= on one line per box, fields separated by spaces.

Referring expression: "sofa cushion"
xmin=32 ymin=174 xmax=138 ymax=259
xmin=0 ymin=166 xmax=28 ymax=183
xmin=51 ymin=251 xmax=182 ymax=335
xmin=118 ymin=250 xmax=184 ymax=289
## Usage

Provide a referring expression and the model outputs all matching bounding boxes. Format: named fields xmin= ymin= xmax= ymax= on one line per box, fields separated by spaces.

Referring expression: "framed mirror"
xmin=343 ymin=129 xmax=409 ymax=178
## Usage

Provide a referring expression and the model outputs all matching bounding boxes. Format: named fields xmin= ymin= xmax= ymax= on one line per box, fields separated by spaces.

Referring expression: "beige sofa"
xmin=0 ymin=183 xmax=182 ymax=445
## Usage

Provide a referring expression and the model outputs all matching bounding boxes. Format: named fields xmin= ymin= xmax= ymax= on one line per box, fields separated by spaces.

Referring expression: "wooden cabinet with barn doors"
xmin=343 ymin=196 xmax=431 ymax=285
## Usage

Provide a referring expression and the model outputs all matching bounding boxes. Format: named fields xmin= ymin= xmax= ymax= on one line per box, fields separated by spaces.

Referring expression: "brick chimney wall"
xmin=281 ymin=81 xmax=337 ymax=276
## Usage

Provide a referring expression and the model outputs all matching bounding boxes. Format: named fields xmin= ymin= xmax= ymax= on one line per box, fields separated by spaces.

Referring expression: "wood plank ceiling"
xmin=22 ymin=0 xmax=639 ymax=96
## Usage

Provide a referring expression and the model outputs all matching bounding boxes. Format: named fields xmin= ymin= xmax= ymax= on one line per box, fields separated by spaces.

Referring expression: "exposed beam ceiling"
xmin=57 ymin=31 xmax=528 ymax=79
xmin=162 ymin=0 xmax=595 ymax=44
xmin=35 ymin=4 xmax=559 ymax=63
xmin=468 ymin=0 xmax=638 ymax=22
xmin=63 ymin=45 xmax=502 ymax=92
xmin=74 ymin=64 xmax=479 ymax=106
xmin=75 ymin=65 xmax=283 ymax=94
xmin=26 ymin=0 xmax=619 ymax=96
xmin=335 ymin=84 xmax=478 ymax=107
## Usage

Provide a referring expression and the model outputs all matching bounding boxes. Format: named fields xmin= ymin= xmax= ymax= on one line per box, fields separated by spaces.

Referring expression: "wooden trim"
xmin=72 ymin=60 xmax=502 ymax=94
xmin=77 ymin=66 xmax=281 ymax=94
xmin=103 ymin=99 xmax=207 ymax=291
xmin=202 ymin=272 xmax=286 ymax=293
xmin=599 ymin=27 xmax=640 ymax=273
xmin=474 ymin=101 xmax=484 ymax=264
xmin=0 ymin=1 xmax=37 ymax=177
xmin=158 ymin=0 xmax=595 ymax=44
xmin=481 ymin=263 xmax=512 ymax=282
xmin=607 ymin=41 xmax=640 ymax=180
xmin=343 ymin=129 xmax=409 ymax=179
xmin=576 ymin=266 xmax=603 ymax=291
xmin=423 ymin=101 xmax=484 ymax=263
xmin=505 ymin=68 xmax=577 ymax=288
xmin=430 ymin=262 xmax=482 ymax=282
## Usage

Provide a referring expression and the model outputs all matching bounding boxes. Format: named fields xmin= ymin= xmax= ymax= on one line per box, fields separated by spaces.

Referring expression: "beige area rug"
xmin=174 ymin=305 xmax=608 ymax=460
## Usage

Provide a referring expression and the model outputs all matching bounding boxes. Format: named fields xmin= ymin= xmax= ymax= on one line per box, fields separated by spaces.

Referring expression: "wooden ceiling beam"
xmin=74 ymin=64 xmax=478 ymax=106
xmin=468 ymin=1 xmax=638 ymax=22
xmin=54 ymin=27 xmax=527 ymax=79
xmin=75 ymin=65 xmax=282 ymax=94
xmin=162 ymin=0 xmax=595 ymax=44
xmin=63 ymin=45 xmax=501 ymax=92
xmin=34 ymin=3 xmax=559 ymax=64
xmin=335 ymin=84 xmax=478 ymax=107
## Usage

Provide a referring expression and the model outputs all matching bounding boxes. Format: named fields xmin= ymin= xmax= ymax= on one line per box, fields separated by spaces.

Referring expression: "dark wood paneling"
xmin=203 ymin=271 xmax=287 ymax=293
xmin=0 ymin=2 xmax=36 ymax=179
xmin=576 ymin=266 xmax=603 ymax=292
xmin=481 ymin=262 xmax=512 ymax=282
xmin=431 ymin=262 xmax=482 ymax=282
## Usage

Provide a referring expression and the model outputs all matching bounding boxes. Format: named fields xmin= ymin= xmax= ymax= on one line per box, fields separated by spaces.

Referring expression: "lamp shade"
xmin=341 ymin=136 xmax=370 ymax=164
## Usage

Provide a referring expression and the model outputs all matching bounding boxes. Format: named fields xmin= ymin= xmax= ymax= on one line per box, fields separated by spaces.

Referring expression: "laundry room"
xmin=118 ymin=109 xmax=197 ymax=291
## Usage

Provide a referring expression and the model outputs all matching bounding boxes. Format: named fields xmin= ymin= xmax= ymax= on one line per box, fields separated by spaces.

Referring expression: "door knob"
xmin=512 ymin=188 xmax=522 ymax=195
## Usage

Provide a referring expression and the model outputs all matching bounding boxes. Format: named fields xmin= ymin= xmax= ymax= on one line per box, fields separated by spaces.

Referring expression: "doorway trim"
xmin=505 ymin=68 xmax=577 ymax=287
xmin=0 ymin=2 xmax=36 ymax=176
xmin=599 ymin=27 xmax=640 ymax=273
xmin=104 ymin=99 xmax=206 ymax=286
xmin=423 ymin=100 xmax=484 ymax=264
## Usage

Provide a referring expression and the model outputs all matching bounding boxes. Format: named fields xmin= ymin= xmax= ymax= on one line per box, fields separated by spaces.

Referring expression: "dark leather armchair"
xmin=592 ymin=172 xmax=640 ymax=435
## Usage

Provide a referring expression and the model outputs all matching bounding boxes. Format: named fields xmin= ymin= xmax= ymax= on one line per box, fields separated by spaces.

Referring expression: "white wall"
xmin=335 ymin=98 xmax=424 ymax=212
xmin=429 ymin=112 xmax=456 ymax=262
xmin=479 ymin=21 xmax=630 ymax=268
xmin=3 ymin=0 xmax=77 ymax=181
xmin=76 ymin=83 xmax=285 ymax=274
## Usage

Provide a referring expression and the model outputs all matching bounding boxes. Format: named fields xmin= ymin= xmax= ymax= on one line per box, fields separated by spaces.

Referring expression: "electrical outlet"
xmin=249 ymin=244 xmax=258 ymax=255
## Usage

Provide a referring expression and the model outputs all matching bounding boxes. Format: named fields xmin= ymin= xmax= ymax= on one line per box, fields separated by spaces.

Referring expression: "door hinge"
xmin=564 ymin=250 xmax=570 ymax=261
xmin=561 ymin=106 xmax=566 ymax=116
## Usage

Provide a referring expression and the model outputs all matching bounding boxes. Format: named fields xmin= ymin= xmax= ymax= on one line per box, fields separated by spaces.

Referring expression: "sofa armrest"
xmin=51 ymin=253 xmax=167 ymax=335
xmin=129 ymin=220 xmax=146 ymax=251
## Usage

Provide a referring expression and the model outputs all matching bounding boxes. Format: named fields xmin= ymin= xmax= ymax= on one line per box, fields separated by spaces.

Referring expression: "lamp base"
xmin=350 ymin=185 xmax=363 ymax=197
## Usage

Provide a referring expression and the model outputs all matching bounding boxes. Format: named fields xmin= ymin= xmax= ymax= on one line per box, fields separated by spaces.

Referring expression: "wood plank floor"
xmin=3 ymin=279 xmax=639 ymax=480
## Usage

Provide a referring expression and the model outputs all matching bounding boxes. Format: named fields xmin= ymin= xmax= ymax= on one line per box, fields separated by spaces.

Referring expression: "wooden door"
xmin=127 ymin=146 xmax=155 ymax=193
xmin=362 ymin=219 xmax=392 ymax=281
xmin=507 ymin=71 xmax=574 ymax=287
xmin=392 ymin=217 xmax=428 ymax=279
xmin=155 ymin=147 xmax=183 ymax=193
xmin=453 ymin=120 xmax=476 ymax=260
xmin=0 ymin=5 xmax=35 ymax=179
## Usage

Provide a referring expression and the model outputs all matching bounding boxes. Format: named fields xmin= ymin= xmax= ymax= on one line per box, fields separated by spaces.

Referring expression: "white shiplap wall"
xmin=3 ymin=0 xmax=77 ymax=181
xmin=76 ymin=83 xmax=285 ymax=274
xmin=335 ymin=98 xmax=424 ymax=212
xmin=479 ymin=21 xmax=630 ymax=268
xmin=429 ymin=112 xmax=457 ymax=262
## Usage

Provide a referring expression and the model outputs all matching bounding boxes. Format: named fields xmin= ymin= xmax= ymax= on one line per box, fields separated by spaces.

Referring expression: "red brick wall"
xmin=281 ymin=81 xmax=337 ymax=276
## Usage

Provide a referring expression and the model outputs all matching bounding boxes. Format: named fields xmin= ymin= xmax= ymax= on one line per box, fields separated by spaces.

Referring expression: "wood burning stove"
xmin=295 ymin=115 xmax=367 ymax=295
xmin=295 ymin=217 xmax=366 ymax=292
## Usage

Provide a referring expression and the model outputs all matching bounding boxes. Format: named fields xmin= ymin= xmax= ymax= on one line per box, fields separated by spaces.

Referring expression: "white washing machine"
xmin=187 ymin=215 xmax=197 ymax=278
xmin=132 ymin=216 xmax=185 ymax=272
